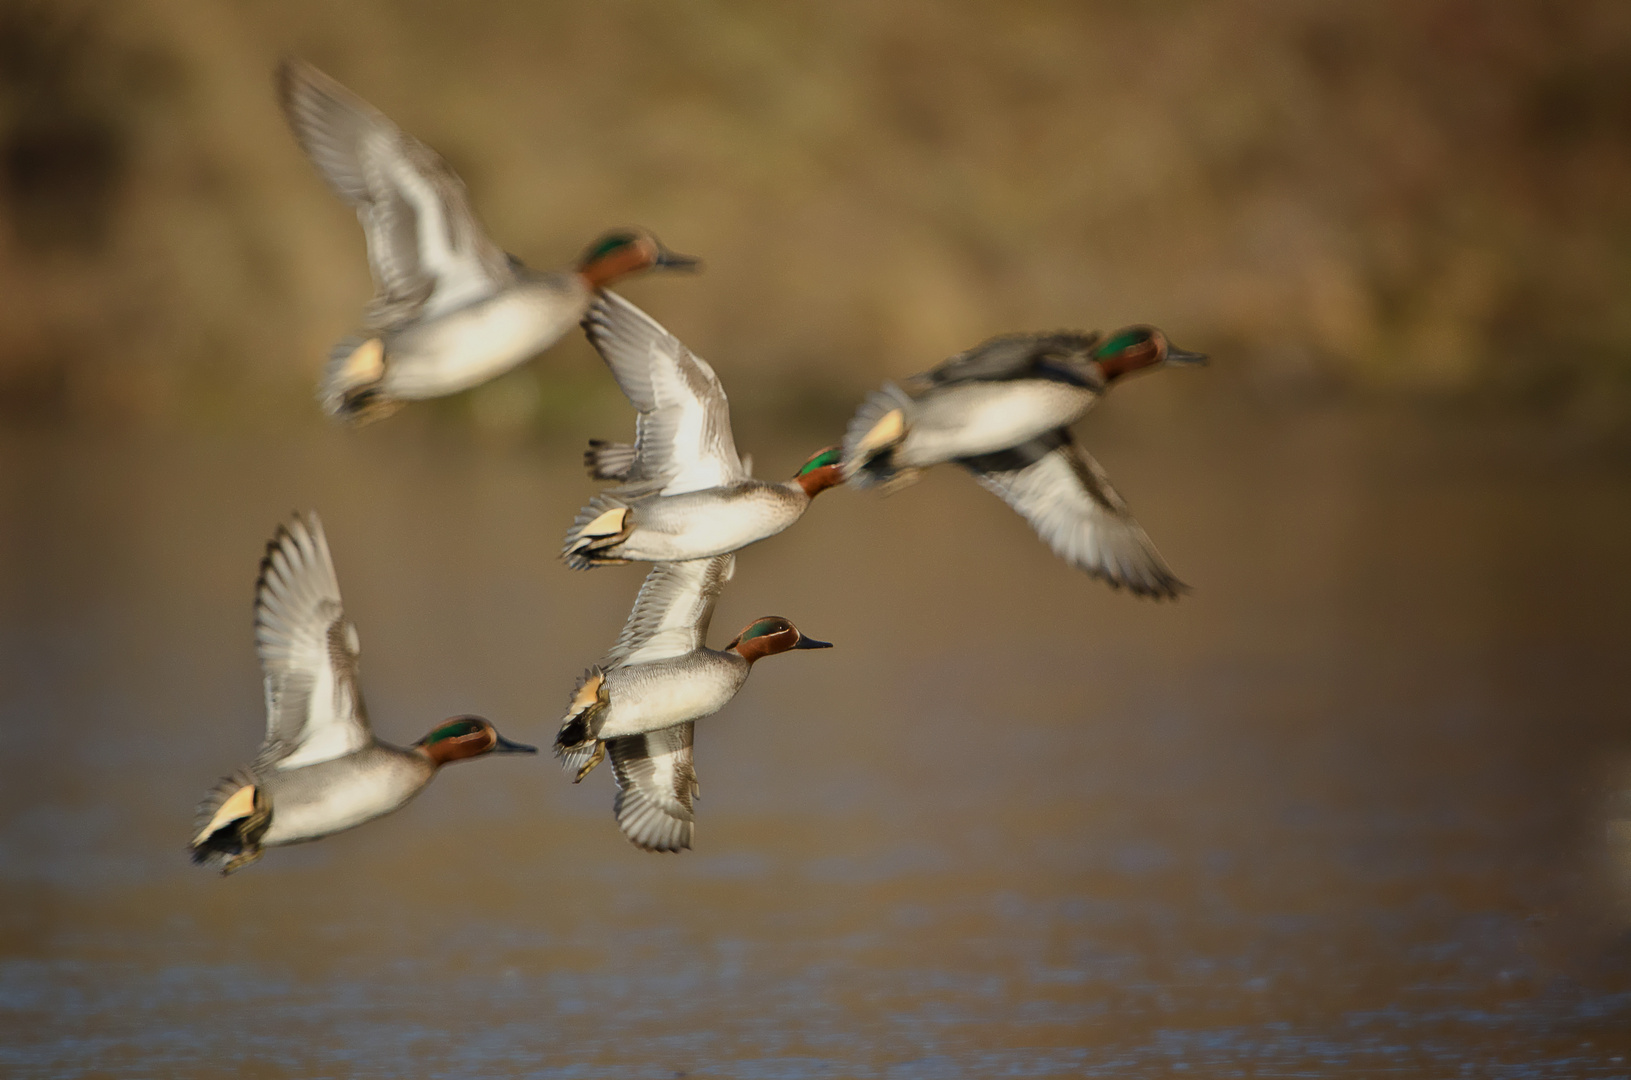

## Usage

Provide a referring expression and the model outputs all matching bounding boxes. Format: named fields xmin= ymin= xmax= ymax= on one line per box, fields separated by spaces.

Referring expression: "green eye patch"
xmin=425 ymin=718 xmax=482 ymax=744
xmin=797 ymin=449 xmax=842 ymax=477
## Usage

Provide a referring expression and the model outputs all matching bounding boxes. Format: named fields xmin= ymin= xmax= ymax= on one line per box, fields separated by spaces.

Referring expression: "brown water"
xmin=1 ymin=406 xmax=1629 ymax=1078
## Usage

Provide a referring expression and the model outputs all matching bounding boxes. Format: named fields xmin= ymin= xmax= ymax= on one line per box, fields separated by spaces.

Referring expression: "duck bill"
xmin=655 ymin=247 xmax=702 ymax=271
xmin=494 ymin=734 xmax=539 ymax=754
xmin=1165 ymin=345 xmax=1208 ymax=366
xmin=792 ymin=636 xmax=834 ymax=650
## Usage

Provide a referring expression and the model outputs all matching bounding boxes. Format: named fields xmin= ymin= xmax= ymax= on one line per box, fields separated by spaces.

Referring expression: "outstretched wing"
xmin=923 ymin=331 xmax=1102 ymax=386
xmin=609 ymin=723 xmax=697 ymax=852
xmin=253 ymin=512 xmax=373 ymax=768
xmin=276 ymin=59 xmax=513 ymax=328
xmin=962 ymin=431 xmax=1186 ymax=599
xmin=581 ymin=291 xmax=745 ymax=495
xmin=601 ymin=554 xmax=735 ymax=669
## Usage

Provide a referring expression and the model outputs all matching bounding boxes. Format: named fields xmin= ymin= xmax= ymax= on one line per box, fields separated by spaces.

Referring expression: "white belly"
xmin=385 ymin=286 xmax=582 ymax=399
xmin=904 ymin=381 xmax=1092 ymax=463
xmin=622 ymin=489 xmax=799 ymax=561
xmin=263 ymin=758 xmax=424 ymax=846
xmin=598 ymin=664 xmax=740 ymax=739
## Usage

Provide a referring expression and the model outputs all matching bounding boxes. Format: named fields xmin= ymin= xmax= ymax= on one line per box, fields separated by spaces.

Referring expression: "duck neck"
xmin=578 ymin=246 xmax=652 ymax=289
xmin=790 ymin=465 xmax=843 ymax=499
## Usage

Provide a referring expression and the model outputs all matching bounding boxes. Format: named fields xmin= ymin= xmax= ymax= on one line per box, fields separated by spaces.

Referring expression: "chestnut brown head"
xmin=1089 ymin=326 xmax=1207 ymax=384
xmin=726 ymin=617 xmax=834 ymax=664
xmin=792 ymin=446 xmax=845 ymax=498
xmin=576 ymin=229 xmax=701 ymax=288
xmin=415 ymin=716 xmax=537 ymax=766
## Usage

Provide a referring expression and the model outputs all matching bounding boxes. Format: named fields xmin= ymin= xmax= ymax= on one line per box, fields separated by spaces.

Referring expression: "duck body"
xmin=580 ymin=650 xmax=748 ymax=742
xmin=878 ymin=378 xmax=1098 ymax=468
xmin=842 ymin=327 xmax=1207 ymax=598
xmin=250 ymin=743 xmax=433 ymax=847
xmin=190 ymin=513 xmax=535 ymax=874
xmin=278 ymin=60 xmax=696 ymax=423
xmin=552 ymin=554 xmax=832 ymax=852
xmin=566 ymin=479 xmax=814 ymax=567
xmin=563 ymin=290 xmax=843 ymax=568
xmin=366 ymin=274 xmax=587 ymax=402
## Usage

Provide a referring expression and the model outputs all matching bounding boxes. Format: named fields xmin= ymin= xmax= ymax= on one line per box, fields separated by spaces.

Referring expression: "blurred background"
xmin=3 ymin=1 xmax=1631 ymax=1077
xmin=2 ymin=0 xmax=1631 ymax=432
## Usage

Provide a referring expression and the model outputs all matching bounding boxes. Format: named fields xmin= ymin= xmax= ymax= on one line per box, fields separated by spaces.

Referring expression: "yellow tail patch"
xmin=855 ymin=408 xmax=905 ymax=457
xmin=192 ymin=783 xmax=259 ymax=847
xmin=577 ymin=507 xmax=628 ymax=543
xmin=338 ymin=338 xmax=386 ymax=385
xmin=569 ymin=670 xmax=606 ymax=712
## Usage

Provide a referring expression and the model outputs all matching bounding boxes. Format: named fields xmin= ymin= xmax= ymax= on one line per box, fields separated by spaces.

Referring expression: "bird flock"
xmin=189 ymin=59 xmax=1206 ymax=873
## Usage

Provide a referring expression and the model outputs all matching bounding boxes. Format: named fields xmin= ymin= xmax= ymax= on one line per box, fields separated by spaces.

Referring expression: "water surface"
xmin=1 ymin=408 xmax=1628 ymax=1077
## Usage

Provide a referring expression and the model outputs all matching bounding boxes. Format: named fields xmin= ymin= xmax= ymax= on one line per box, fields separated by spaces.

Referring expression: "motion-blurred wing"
xmin=276 ymin=59 xmax=512 ymax=327
xmin=924 ymin=331 xmax=1102 ymax=386
xmin=600 ymin=554 xmax=735 ymax=669
xmin=609 ymin=723 xmax=697 ymax=852
xmin=582 ymin=291 xmax=744 ymax=495
xmin=962 ymin=431 xmax=1186 ymax=599
xmin=253 ymin=512 xmax=373 ymax=768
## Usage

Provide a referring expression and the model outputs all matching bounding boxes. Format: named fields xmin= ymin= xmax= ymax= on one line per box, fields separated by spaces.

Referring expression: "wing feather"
xmin=253 ymin=512 xmax=373 ymax=768
xmin=962 ymin=431 xmax=1186 ymax=599
xmin=276 ymin=59 xmax=512 ymax=328
xmin=582 ymin=291 xmax=744 ymax=494
xmin=601 ymin=555 xmax=735 ymax=669
xmin=609 ymin=724 xmax=697 ymax=852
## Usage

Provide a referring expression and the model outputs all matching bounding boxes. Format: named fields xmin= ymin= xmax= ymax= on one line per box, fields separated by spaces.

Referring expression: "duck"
xmin=561 ymin=290 xmax=845 ymax=569
xmin=553 ymin=553 xmax=831 ymax=852
xmin=190 ymin=512 xmax=535 ymax=874
xmin=276 ymin=59 xmax=698 ymax=423
xmin=842 ymin=326 xmax=1206 ymax=598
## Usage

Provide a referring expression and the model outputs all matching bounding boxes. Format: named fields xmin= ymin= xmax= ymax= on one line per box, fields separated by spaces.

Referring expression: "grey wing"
xmin=276 ymin=59 xmax=513 ymax=327
xmin=962 ymin=431 xmax=1187 ymax=598
xmin=609 ymin=723 xmax=697 ymax=852
xmin=926 ymin=331 xmax=1103 ymax=386
xmin=601 ymin=554 xmax=736 ymax=669
xmin=582 ymin=291 xmax=745 ymax=495
xmin=252 ymin=512 xmax=373 ymax=768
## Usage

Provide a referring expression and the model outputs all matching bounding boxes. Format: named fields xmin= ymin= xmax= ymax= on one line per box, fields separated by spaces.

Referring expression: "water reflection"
xmin=0 ymin=407 xmax=1628 ymax=1077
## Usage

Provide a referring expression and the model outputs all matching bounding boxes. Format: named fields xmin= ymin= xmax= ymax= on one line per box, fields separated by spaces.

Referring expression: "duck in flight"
xmin=553 ymin=553 xmax=831 ymax=852
xmin=189 ymin=512 xmax=535 ymax=874
xmin=842 ymin=326 xmax=1206 ymax=598
xmin=562 ymin=290 xmax=844 ymax=568
xmin=276 ymin=59 xmax=698 ymax=423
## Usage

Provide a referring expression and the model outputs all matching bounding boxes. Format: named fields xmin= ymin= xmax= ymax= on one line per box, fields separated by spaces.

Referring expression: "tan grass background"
xmin=1 ymin=0 xmax=1628 ymax=432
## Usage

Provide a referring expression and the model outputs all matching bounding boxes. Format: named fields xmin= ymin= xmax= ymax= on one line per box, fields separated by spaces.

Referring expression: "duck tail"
xmin=554 ymin=669 xmax=609 ymax=781
xmin=841 ymin=383 xmax=915 ymax=490
xmin=584 ymin=439 xmax=639 ymax=481
xmin=320 ymin=336 xmax=401 ymax=425
xmin=189 ymin=770 xmax=271 ymax=875
xmin=561 ymin=494 xmax=634 ymax=570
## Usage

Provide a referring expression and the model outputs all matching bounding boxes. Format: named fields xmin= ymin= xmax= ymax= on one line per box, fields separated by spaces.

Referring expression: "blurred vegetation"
xmin=1 ymin=0 xmax=1629 ymax=433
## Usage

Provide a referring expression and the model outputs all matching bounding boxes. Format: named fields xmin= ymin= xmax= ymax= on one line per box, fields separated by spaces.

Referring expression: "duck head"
xmin=416 ymin=716 xmax=537 ymax=766
xmin=577 ymin=229 xmax=701 ymax=288
xmin=792 ymin=446 xmax=845 ymax=497
xmin=1088 ymin=326 xmax=1207 ymax=385
xmin=726 ymin=617 xmax=834 ymax=663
